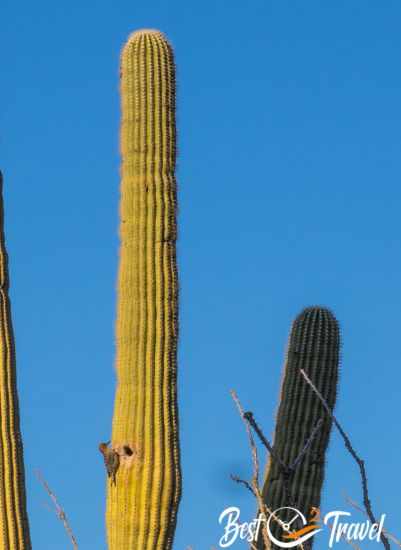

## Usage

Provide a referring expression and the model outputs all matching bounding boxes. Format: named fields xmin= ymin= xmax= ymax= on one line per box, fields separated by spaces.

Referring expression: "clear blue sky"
xmin=1 ymin=1 xmax=401 ymax=549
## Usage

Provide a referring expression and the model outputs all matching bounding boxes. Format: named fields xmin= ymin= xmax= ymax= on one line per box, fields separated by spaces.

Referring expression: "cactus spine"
xmin=106 ymin=30 xmax=181 ymax=550
xmin=0 ymin=172 xmax=31 ymax=550
xmin=258 ymin=306 xmax=340 ymax=549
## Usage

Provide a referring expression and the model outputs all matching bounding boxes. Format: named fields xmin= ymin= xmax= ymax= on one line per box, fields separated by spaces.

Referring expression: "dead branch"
xmin=230 ymin=474 xmax=257 ymax=497
xmin=299 ymin=368 xmax=390 ymax=550
xmin=231 ymin=390 xmax=310 ymax=550
xmin=241 ymin=410 xmax=294 ymax=509
xmin=242 ymin=409 xmax=323 ymax=510
xmin=242 ymin=411 xmax=286 ymax=469
xmin=290 ymin=418 xmax=323 ymax=470
xmin=230 ymin=390 xmax=271 ymax=549
xmin=35 ymin=469 xmax=78 ymax=550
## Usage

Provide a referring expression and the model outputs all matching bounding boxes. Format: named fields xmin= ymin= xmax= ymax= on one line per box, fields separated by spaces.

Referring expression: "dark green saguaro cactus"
xmin=258 ymin=306 xmax=340 ymax=549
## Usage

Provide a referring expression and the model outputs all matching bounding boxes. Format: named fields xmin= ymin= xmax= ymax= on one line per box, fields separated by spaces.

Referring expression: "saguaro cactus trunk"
xmin=0 ymin=172 xmax=31 ymax=550
xmin=258 ymin=306 xmax=340 ymax=550
xmin=105 ymin=31 xmax=181 ymax=550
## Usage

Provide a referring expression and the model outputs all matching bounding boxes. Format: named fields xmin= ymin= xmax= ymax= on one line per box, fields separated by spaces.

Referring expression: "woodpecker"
xmin=99 ymin=441 xmax=120 ymax=485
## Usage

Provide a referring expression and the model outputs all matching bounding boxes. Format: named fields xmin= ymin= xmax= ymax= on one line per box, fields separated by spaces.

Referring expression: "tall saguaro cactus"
xmin=0 ymin=172 xmax=31 ymax=550
xmin=258 ymin=306 xmax=340 ymax=549
xmin=106 ymin=31 xmax=181 ymax=550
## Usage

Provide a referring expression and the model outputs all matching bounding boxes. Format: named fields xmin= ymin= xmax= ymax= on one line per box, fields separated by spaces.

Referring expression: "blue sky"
xmin=1 ymin=1 xmax=401 ymax=549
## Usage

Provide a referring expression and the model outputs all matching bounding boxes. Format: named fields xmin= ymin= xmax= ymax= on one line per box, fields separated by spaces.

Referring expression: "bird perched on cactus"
xmin=99 ymin=442 xmax=120 ymax=485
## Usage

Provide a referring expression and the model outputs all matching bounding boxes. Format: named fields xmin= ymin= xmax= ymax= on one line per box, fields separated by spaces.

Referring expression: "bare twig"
xmin=299 ymin=368 xmax=390 ymax=550
xmin=35 ymin=470 xmax=78 ymax=550
xmin=230 ymin=474 xmax=257 ymax=497
xmin=242 ymin=410 xmax=295 ymax=509
xmin=242 ymin=411 xmax=286 ymax=470
xmin=230 ymin=392 xmax=265 ymax=501
xmin=230 ymin=392 xmax=260 ymax=490
xmin=230 ymin=390 xmax=271 ymax=549
xmin=290 ymin=418 xmax=323 ymax=470
xmin=242 ymin=410 xmax=323 ymax=510
xmin=230 ymin=391 xmax=308 ymax=550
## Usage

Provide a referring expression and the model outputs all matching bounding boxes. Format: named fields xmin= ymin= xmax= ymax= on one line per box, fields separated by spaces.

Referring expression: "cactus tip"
xmin=125 ymin=28 xmax=169 ymax=44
